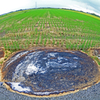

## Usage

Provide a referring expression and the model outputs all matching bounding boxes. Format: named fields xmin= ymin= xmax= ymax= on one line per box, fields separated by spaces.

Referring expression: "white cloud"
xmin=63 ymin=0 xmax=100 ymax=15
xmin=0 ymin=0 xmax=34 ymax=15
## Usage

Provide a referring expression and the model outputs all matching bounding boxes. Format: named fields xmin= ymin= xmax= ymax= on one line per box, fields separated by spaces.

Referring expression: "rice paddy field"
xmin=0 ymin=8 xmax=100 ymax=51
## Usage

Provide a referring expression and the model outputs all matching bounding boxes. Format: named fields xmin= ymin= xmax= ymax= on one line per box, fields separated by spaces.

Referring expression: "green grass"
xmin=0 ymin=8 xmax=100 ymax=51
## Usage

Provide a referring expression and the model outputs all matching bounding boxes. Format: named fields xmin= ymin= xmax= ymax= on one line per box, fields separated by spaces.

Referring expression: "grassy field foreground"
xmin=0 ymin=8 xmax=100 ymax=51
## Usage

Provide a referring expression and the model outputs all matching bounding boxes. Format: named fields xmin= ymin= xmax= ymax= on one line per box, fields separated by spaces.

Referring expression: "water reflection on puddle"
xmin=2 ymin=48 xmax=100 ymax=96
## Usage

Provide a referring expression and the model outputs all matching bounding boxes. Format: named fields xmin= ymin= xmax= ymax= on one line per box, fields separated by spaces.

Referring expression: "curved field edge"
xmin=0 ymin=8 xmax=100 ymax=20
xmin=63 ymin=9 xmax=100 ymax=21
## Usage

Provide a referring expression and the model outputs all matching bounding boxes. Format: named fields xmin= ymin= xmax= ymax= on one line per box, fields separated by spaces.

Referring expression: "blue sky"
xmin=0 ymin=0 xmax=100 ymax=16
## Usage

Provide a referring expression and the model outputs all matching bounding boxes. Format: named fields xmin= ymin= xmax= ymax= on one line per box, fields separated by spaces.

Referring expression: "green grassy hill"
xmin=0 ymin=8 xmax=100 ymax=51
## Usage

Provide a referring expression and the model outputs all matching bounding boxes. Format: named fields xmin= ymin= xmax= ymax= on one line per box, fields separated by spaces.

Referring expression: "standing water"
xmin=1 ymin=48 xmax=100 ymax=97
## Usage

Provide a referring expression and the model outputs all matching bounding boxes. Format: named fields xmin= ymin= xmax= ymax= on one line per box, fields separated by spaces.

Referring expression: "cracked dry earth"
xmin=0 ymin=48 xmax=100 ymax=99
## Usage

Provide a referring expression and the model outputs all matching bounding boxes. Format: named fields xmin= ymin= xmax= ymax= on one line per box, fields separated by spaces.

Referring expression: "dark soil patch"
xmin=0 ymin=48 xmax=4 ymax=59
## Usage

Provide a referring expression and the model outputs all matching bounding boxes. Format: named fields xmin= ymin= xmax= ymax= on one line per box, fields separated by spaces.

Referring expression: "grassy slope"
xmin=0 ymin=8 xmax=100 ymax=51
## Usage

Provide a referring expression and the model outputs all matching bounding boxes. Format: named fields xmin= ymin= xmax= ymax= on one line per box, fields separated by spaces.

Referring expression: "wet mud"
xmin=1 ymin=48 xmax=100 ymax=97
xmin=0 ymin=48 xmax=4 ymax=59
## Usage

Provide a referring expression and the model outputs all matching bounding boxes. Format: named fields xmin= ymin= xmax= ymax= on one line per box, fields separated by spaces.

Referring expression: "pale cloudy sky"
xmin=0 ymin=0 xmax=100 ymax=16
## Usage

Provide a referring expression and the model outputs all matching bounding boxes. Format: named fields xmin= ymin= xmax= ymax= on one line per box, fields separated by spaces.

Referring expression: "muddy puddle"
xmin=1 ymin=48 xmax=100 ymax=97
